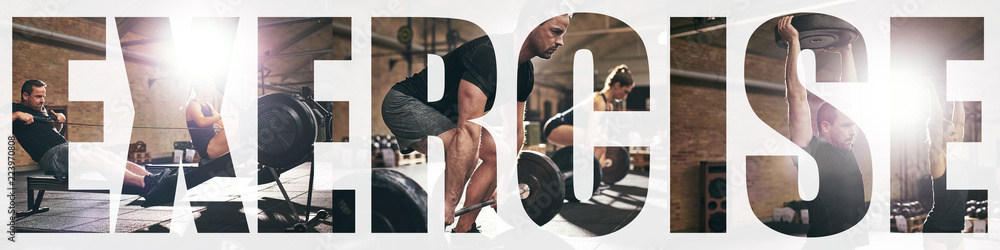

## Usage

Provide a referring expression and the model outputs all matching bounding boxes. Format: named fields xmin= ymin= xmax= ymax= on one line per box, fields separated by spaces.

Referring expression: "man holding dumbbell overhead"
xmin=380 ymin=14 xmax=570 ymax=232
xmin=777 ymin=15 xmax=866 ymax=237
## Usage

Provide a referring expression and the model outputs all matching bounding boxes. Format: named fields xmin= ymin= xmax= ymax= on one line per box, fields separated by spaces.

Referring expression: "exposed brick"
xmin=12 ymin=18 xmax=105 ymax=166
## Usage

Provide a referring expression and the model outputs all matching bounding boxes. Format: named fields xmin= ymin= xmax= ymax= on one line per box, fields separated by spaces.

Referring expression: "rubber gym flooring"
xmin=11 ymin=162 xmax=648 ymax=235
xmin=12 ymin=165 xmax=333 ymax=233
xmin=390 ymin=162 xmax=649 ymax=237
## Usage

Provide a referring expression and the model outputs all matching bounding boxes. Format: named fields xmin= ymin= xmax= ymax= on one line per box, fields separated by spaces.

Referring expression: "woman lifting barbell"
xmin=543 ymin=64 xmax=632 ymax=165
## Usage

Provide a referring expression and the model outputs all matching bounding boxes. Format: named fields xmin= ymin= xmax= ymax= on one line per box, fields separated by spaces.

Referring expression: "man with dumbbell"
xmin=11 ymin=79 xmax=172 ymax=199
xmin=777 ymin=15 xmax=866 ymax=237
xmin=380 ymin=14 xmax=571 ymax=232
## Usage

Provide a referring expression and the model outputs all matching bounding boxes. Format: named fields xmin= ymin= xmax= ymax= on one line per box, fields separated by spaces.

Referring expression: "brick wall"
xmin=668 ymin=36 xmax=873 ymax=232
xmin=258 ymin=18 xmax=352 ymax=143
xmin=12 ymin=17 xmax=105 ymax=167
xmin=669 ymin=79 xmax=727 ymax=231
xmin=668 ymin=36 xmax=725 ymax=232
xmin=116 ymin=18 xmax=224 ymax=158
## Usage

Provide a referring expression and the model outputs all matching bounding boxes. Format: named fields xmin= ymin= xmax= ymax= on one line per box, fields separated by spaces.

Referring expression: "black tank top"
xmin=924 ymin=171 xmax=969 ymax=232
xmin=186 ymin=101 xmax=217 ymax=159
xmin=600 ymin=93 xmax=612 ymax=111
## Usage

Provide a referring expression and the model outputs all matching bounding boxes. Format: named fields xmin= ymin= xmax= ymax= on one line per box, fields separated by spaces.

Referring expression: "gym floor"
xmin=391 ymin=162 xmax=649 ymax=236
xmin=11 ymin=164 xmax=334 ymax=233
xmin=12 ymin=161 xmax=648 ymax=235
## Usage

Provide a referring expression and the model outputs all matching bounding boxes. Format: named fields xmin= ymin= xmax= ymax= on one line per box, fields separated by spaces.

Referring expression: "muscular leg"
xmin=89 ymin=148 xmax=151 ymax=188
xmin=406 ymin=129 xmax=465 ymax=227
xmin=122 ymin=171 xmax=146 ymax=188
xmin=125 ymin=161 xmax=151 ymax=176
xmin=206 ymin=129 xmax=230 ymax=159
xmin=454 ymin=129 xmax=497 ymax=232
xmin=406 ymin=126 xmax=495 ymax=229
xmin=545 ymin=125 xmax=574 ymax=147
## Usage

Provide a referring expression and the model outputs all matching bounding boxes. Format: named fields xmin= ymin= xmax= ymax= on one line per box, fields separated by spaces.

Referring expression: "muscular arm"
xmin=929 ymin=85 xmax=946 ymax=179
xmin=778 ymin=16 xmax=813 ymax=147
xmin=827 ymin=44 xmax=857 ymax=82
xmin=207 ymin=102 xmax=224 ymax=128
xmin=953 ymin=101 xmax=966 ymax=141
xmin=12 ymin=111 xmax=32 ymax=124
xmin=930 ymin=101 xmax=967 ymax=179
xmin=446 ymin=80 xmax=488 ymax=206
xmin=591 ymin=94 xmax=610 ymax=166
xmin=593 ymin=94 xmax=607 ymax=112
xmin=187 ymin=101 xmax=222 ymax=127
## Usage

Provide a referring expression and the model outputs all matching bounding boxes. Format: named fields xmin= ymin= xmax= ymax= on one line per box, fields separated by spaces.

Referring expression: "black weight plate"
xmin=552 ymin=146 xmax=574 ymax=173
xmin=708 ymin=178 xmax=726 ymax=199
xmin=601 ymin=146 xmax=630 ymax=185
xmin=708 ymin=211 xmax=726 ymax=232
xmin=518 ymin=150 xmax=564 ymax=226
xmin=773 ymin=13 xmax=860 ymax=50
xmin=258 ymin=93 xmax=317 ymax=168
xmin=371 ymin=169 xmax=427 ymax=232
xmin=552 ymin=146 xmax=601 ymax=202
xmin=331 ymin=190 xmax=356 ymax=233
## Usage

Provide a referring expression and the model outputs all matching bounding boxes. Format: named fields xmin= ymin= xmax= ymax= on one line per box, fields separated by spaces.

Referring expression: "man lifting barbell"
xmin=776 ymin=14 xmax=867 ymax=237
xmin=380 ymin=14 xmax=571 ymax=233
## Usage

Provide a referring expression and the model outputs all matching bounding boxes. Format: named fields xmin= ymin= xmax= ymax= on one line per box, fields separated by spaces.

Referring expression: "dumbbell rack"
xmin=396 ymin=151 xmax=426 ymax=166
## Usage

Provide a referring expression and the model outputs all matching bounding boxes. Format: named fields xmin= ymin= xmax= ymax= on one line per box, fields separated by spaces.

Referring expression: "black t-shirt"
xmin=390 ymin=35 xmax=535 ymax=121
xmin=923 ymin=171 xmax=969 ymax=232
xmin=12 ymin=103 xmax=68 ymax=163
xmin=802 ymin=136 xmax=866 ymax=237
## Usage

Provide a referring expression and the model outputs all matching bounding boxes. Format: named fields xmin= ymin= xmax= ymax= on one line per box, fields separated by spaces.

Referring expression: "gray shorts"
xmin=40 ymin=142 xmax=69 ymax=181
xmin=381 ymin=89 xmax=457 ymax=150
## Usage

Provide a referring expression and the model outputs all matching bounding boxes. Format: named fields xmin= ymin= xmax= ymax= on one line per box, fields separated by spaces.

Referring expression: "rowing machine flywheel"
xmin=258 ymin=93 xmax=321 ymax=170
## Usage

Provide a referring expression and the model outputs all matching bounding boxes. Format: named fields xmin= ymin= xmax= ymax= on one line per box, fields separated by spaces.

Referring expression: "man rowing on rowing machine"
xmin=12 ymin=79 xmax=172 ymax=200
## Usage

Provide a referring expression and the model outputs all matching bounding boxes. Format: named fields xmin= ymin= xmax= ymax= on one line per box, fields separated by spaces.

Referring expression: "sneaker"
xmin=598 ymin=182 xmax=611 ymax=192
xmin=141 ymin=168 xmax=179 ymax=207
xmin=451 ymin=223 xmax=481 ymax=233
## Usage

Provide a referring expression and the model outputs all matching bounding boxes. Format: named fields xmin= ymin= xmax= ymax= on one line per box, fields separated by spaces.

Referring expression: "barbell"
xmin=367 ymin=150 xmax=567 ymax=232
xmin=551 ymin=146 xmax=631 ymax=202
xmin=773 ymin=13 xmax=860 ymax=50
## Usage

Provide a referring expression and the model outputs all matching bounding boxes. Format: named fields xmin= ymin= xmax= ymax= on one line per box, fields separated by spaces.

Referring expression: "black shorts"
xmin=542 ymin=109 xmax=574 ymax=143
xmin=381 ymin=89 xmax=458 ymax=150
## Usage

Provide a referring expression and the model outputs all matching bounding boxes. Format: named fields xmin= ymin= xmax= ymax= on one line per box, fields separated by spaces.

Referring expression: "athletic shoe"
xmin=141 ymin=168 xmax=179 ymax=207
xmin=451 ymin=223 xmax=480 ymax=233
